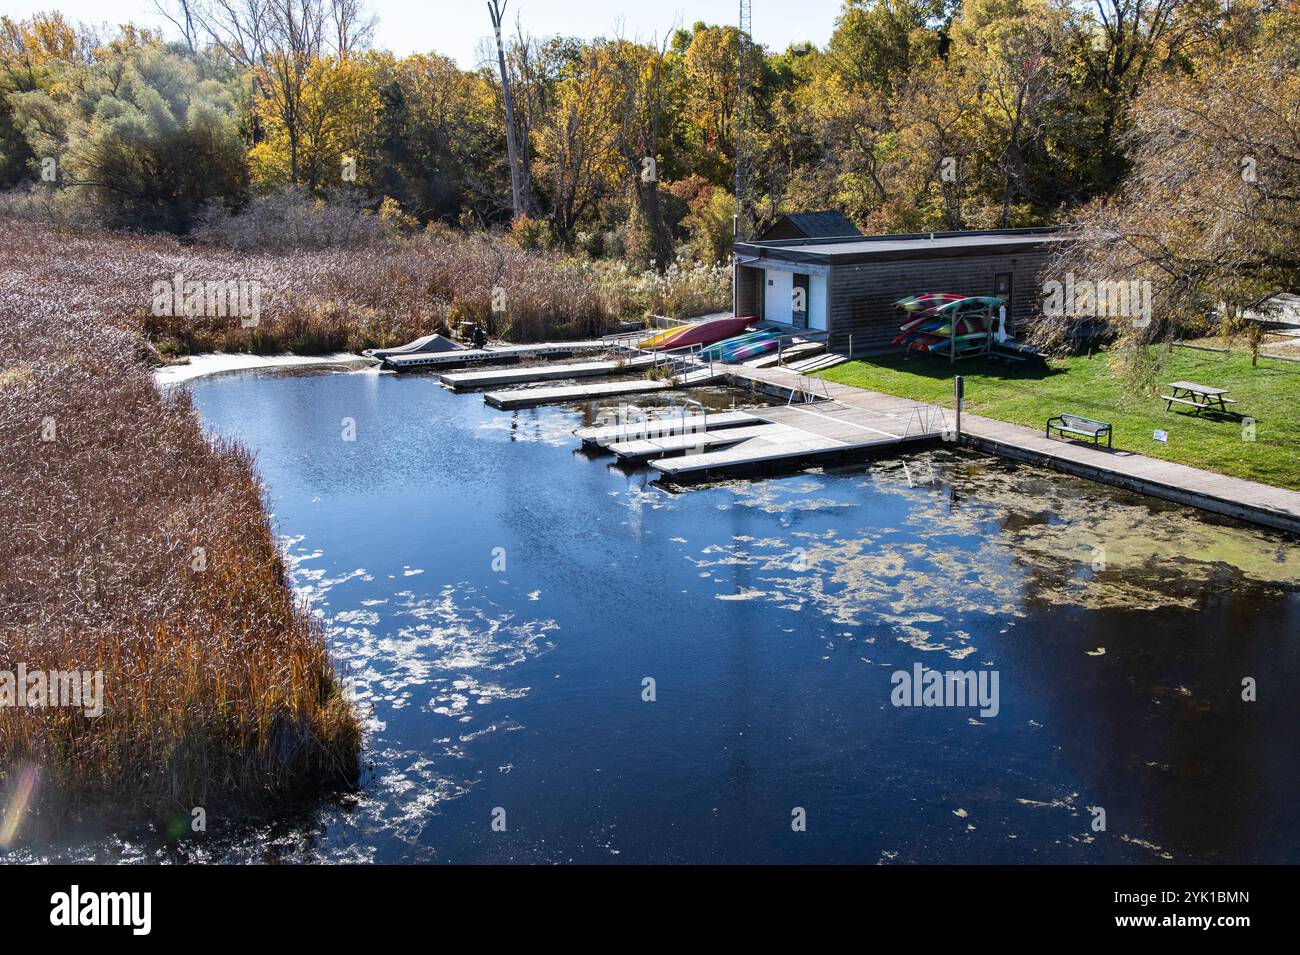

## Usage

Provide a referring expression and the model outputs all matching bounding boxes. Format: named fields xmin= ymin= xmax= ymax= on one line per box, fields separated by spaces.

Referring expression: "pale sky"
xmin=4 ymin=0 xmax=846 ymax=67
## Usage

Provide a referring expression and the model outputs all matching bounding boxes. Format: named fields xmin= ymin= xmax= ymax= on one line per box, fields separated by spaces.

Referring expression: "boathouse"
xmin=734 ymin=227 xmax=1069 ymax=354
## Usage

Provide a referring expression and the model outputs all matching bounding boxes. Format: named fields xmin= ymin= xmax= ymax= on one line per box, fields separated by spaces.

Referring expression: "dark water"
xmin=32 ymin=367 xmax=1300 ymax=863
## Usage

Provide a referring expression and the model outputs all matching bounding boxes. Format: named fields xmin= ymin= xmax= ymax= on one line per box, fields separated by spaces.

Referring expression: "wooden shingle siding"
xmin=826 ymin=250 xmax=1052 ymax=354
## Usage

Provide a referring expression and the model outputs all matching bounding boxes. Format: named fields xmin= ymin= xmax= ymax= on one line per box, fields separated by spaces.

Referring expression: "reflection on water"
xmin=10 ymin=367 xmax=1299 ymax=863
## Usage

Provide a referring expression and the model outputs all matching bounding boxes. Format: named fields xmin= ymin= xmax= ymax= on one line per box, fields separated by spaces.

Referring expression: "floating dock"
xmin=575 ymin=410 xmax=757 ymax=446
xmin=439 ymin=354 xmax=657 ymax=390
xmin=649 ymin=400 xmax=946 ymax=477
xmin=607 ymin=423 xmax=797 ymax=461
xmin=483 ymin=369 xmax=723 ymax=410
xmin=382 ymin=340 xmax=610 ymax=372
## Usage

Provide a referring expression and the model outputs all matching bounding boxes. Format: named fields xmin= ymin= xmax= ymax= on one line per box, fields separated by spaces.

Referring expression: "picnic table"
xmin=1162 ymin=381 xmax=1238 ymax=415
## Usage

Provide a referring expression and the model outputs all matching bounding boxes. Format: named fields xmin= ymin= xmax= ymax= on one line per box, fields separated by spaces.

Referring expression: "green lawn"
xmin=819 ymin=347 xmax=1300 ymax=491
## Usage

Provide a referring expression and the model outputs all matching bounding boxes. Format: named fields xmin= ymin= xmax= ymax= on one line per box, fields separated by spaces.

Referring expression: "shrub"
xmin=192 ymin=186 xmax=389 ymax=251
xmin=682 ymin=184 xmax=736 ymax=265
xmin=508 ymin=213 xmax=551 ymax=251
xmin=7 ymin=44 xmax=249 ymax=233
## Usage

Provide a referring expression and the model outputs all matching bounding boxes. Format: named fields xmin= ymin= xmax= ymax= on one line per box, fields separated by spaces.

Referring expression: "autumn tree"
xmin=368 ymin=52 xmax=503 ymax=224
xmin=249 ymin=51 xmax=378 ymax=191
xmin=952 ymin=0 xmax=1069 ymax=227
xmin=0 ymin=13 xmax=93 ymax=187
xmin=178 ymin=0 xmax=373 ymax=187
xmin=533 ymin=42 xmax=621 ymax=243
xmin=1063 ymin=0 xmax=1195 ymax=195
xmin=608 ymin=36 xmax=678 ymax=269
xmin=1037 ymin=16 xmax=1300 ymax=354
xmin=675 ymin=23 xmax=762 ymax=186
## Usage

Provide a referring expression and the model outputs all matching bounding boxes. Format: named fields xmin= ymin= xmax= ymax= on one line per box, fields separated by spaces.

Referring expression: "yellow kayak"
xmin=637 ymin=324 xmax=693 ymax=349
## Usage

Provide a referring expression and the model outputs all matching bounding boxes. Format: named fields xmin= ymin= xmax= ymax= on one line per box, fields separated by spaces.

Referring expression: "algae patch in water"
xmin=929 ymin=458 xmax=1300 ymax=609
xmin=689 ymin=452 xmax=1300 ymax=650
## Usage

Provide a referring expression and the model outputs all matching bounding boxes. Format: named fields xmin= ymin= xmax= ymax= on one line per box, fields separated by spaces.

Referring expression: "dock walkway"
xmin=963 ymin=413 xmax=1300 ymax=534
xmin=440 ymin=354 xmax=655 ymax=389
xmin=383 ymin=340 xmax=609 ymax=372
xmin=722 ymin=363 xmax=1300 ymax=534
xmin=484 ymin=368 xmax=722 ymax=410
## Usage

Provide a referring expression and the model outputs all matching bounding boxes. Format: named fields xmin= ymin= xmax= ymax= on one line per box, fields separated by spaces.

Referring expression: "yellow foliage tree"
xmin=249 ymin=53 xmax=380 ymax=192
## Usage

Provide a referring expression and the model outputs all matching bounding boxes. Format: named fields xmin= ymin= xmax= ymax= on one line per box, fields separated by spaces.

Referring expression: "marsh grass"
xmin=0 ymin=219 xmax=632 ymax=357
xmin=0 ymin=237 xmax=360 ymax=839
xmin=2 ymin=219 xmax=732 ymax=361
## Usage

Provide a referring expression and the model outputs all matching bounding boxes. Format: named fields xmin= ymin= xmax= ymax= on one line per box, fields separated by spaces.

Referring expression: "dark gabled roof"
xmin=761 ymin=211 xmax=863 ymax=240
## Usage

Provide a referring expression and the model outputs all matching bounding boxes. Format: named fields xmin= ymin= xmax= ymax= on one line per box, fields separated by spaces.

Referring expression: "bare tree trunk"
xmin=487 ymin=0 xmax=522 ymax=218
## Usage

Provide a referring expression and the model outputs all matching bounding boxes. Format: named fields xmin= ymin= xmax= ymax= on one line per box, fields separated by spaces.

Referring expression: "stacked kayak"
xmin=892 ymin=295 xmax=1006 ymax=356
xmin=891 ymin=293 xmax=1041 ymax=359
xmin=894 ymin=292 xmax=965 ymax=314
xmin=890 ymin=293 xmax=967 ymax=347
xmin=700 ymin=328 xmax=783 ymax=363
xmin=636 ymin=315 xmax=753 ymax=350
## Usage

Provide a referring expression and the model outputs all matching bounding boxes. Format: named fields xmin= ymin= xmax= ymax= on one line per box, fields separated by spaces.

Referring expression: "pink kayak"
xmin=657 ymin=316 xmax=753 ymax=350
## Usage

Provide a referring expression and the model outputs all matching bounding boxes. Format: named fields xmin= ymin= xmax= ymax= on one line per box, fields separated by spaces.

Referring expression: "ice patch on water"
xmin=269 ymin=534 xmax=561 ymax=860
xmin=335 ymin=609 xmax=380 ymax=626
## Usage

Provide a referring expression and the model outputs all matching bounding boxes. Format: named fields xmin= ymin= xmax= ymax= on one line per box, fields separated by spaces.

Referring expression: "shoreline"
xmin=153 ymin=352 xmax=379 ymax=386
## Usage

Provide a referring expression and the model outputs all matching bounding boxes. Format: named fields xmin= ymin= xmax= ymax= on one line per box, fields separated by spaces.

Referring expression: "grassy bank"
xmin=0 ymin=258 xmax=361 ymax=839
xmin=2 ymin=219 xmax=730 ymax=359
xmin=820 ymin=347 xmax=1300 ymax=491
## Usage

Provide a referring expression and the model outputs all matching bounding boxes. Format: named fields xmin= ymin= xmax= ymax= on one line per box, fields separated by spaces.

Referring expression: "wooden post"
xmin=955 ymin=375 xmax=964 ymax=440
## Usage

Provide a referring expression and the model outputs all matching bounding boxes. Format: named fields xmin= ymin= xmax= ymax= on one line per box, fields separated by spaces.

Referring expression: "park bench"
xmin=1046 ymin=414 xmax=1113 ymax=448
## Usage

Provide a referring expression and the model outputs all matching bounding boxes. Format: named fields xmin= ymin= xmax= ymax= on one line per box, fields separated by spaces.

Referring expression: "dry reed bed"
xmin=0 ymin=219 xmax=617 ymax=357
xmin=0 ymin=235 xmax=360 ymax=838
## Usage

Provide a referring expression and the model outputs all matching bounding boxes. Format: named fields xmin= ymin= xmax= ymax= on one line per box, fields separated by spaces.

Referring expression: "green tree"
xmin=8 ymin=37 xmax=248 ymax=231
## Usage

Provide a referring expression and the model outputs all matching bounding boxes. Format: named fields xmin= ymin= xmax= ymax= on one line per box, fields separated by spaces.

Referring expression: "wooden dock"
xmin=484 ymin=369 xmax=723 ymax=409
xmin=439 ymin=354 xmax=656 ymax=390
xmin=608 ymin=423 xmax=796 ymax=461
xmin=575 ymin=410 xmax=757 ymax=446
xmin=649 ymin=399 xmax=945 ymax=477
xmin=382 ymin=340 xmax=610 ymax=372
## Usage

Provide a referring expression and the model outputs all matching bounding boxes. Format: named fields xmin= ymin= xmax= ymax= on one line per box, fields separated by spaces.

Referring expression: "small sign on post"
xmin=1153 ymin=429 xmax=1169 ymax=444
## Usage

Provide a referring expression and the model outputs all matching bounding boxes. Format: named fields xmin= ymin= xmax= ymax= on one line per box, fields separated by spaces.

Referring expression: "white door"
xmin=808 ymin=275 xmax=828 ymax=331
xmin=764 ymin=269 xmax=793 ymax=325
